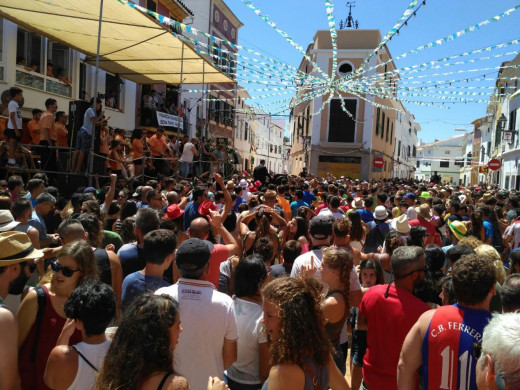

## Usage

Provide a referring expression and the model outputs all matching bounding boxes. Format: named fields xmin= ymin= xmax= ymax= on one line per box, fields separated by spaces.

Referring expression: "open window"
xmin=105 ymin=73 xmax=124 ymax=111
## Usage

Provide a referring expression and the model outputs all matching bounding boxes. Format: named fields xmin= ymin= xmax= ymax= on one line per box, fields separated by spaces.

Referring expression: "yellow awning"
xmin=0 ymin=0 xmax=233 ymax=85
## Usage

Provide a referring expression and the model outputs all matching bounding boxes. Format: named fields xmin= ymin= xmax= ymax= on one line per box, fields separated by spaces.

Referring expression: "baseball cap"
xmin=176 ymin=238 xmax=211 ymax=271
xmin=403 ymin=192 xmax=416 ymax=200
xmin=239 ymin=179 xmax=248 ymax=189
xmin=133 ymin=186 xmax=142 ymax=198
xmin=309 ymin=214 xmax=333 ymax=239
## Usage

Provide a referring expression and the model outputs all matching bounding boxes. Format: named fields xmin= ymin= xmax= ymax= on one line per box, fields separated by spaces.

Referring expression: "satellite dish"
xmin=0 ymin=90 xmax=24 ymax=108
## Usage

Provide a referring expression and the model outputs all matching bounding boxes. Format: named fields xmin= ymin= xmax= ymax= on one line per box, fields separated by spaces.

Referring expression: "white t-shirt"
xmin=241 ymin=189 xmax=252 ymax=203
xmin=81 ymin=108 xmax=96 ymax=135
xmin=290 ymin=249 xmax=361 ymax=292
xmin=506 ymin=222 xmax=520 ymax=249
xmin=319 ymin=208 xmax=345 ymax=219
xmin=225 ymin=298 xmax=267 ymax=384
xmin=156 ymin=279 xmax=238 ymax=390
xmin=7 ymin=100 xmax=21 ymax=130
xmin=180 ymin=142 xmax=196 ymax=163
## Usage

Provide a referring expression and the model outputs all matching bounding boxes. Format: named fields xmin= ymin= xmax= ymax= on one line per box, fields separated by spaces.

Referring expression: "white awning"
xmin=0 ymin=0 xmax=233 ymax=85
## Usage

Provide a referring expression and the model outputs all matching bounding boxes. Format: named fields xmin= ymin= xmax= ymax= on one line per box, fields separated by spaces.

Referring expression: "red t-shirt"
xmin=360 ymin=284 xmax=430 ymax=390
xmin=206 ymin=244 xmax=229 ymax=287
xmin=409 ymin=217 xmax=442 ymax=247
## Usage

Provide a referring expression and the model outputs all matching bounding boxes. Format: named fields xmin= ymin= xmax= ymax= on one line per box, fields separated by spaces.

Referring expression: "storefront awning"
xmin=0 ymin=0 xmax=233 ymax=85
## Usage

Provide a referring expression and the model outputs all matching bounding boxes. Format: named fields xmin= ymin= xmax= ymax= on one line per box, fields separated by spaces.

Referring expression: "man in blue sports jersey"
xmin=397 ymin=253 xmax=496 ymax=390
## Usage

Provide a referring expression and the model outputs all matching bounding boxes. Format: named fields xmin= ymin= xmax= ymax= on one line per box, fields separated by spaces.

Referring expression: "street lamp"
xmin=498 ymin=113 xmax=515 ymax=144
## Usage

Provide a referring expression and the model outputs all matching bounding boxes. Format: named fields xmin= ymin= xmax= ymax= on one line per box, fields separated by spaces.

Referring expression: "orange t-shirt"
xmin=100 ymin=129 xmax=109 ymax=154
xmin=132 ymin=138 xmax=144 ymax=159
xmin=277 ymin=196 xmax=292 ymax=221
xmin=0 ymin=119 xmax=6 ymax=141
xmin=27 ymin=119 xmax=40 ymax=145
xmin=38 ymin=111 xmax=55 ymax=142
xmin=109 ymin=150 xmax=122 ymax=171
xmin=148 ymin=134 xmax=166 ymax=157
xmin=55 ymin=123 xmax=68 ymax=147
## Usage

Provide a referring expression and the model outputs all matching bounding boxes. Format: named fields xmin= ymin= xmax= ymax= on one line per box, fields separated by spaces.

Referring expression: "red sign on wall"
xmin=373 ymin=157 xmax=384 ymax=168
xmin=488 ymin=159 xmax=501 ymax=171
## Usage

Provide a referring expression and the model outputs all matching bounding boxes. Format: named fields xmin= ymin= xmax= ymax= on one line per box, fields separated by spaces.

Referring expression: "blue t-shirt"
xmin=28 ymin=211 xmax=47 ymax=243
xmin=183 ymin=201 xmax=202 ymax=231
xmin=26 ymin=193 xmax=37 ymax=208
xmin=483 ymin=220 xmax=493 ymax=242
xmin=290 ymin=200 xmax=309 ymax=219
xmin=357 ymin=208 xmax=374 ymax=223
xmin=302 ymin=191 xmax=317 ymax=205
xmin=233 ymin=197 xmax=247 ymax=212
xmin=117 ymin=243 xmax=145 ymax=278
xmin=121 ymin=271 xmax=171 ymax=312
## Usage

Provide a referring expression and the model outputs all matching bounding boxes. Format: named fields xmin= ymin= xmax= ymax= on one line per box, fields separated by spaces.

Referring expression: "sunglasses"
xmin=50 ymin=261 xmax=80 ymax=278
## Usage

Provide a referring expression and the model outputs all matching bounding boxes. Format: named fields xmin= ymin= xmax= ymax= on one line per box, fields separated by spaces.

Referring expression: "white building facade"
xmin=415 ymin=135 xmax=465 ymax=184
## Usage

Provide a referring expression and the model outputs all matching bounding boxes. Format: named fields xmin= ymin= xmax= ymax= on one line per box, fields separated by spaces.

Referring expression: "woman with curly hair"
xmin=320 ymin=247 xmax=353 ymax=375
xmin=18 ymin=241 xmax=99 ymax=390
xmin=261 ymin=277 xmax=348 ymax=390
xmin=95 ymin=293 xmax=228 ymax=390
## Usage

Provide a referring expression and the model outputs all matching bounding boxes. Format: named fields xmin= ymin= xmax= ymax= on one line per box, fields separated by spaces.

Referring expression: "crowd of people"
xmin=0 ymin=87 xmax=235 ymax=181
xmin=1 ymin=167 xmax=520 ymax=390
xmin=1 ymin=88 xmax=520 ymax=389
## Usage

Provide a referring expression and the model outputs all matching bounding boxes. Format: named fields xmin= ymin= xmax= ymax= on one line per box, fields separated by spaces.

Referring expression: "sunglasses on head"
xmin=50 ymin=261 xmax=80 ymax=278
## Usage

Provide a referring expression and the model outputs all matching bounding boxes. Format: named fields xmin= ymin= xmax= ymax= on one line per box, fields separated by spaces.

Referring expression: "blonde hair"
xmin=475 ymin=244 xmax=506 ymax=284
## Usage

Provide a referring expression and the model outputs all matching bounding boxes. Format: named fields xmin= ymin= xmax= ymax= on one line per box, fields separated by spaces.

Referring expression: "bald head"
xmin=167 ymin=191 xmax=178 ymax=205
xmin=189 ymin=217 xmax=210 ymax=239
xmin=141 ymin=186 xmax=153 ymax=202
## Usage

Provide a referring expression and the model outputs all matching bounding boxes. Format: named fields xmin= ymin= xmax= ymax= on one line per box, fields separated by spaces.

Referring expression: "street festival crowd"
xmin=0 ymin=88 xmax=520 ymax=390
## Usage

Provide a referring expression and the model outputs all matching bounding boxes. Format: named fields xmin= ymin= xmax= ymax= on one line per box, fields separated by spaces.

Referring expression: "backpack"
xmin=363 ymin=222 xmax=387 ymax=254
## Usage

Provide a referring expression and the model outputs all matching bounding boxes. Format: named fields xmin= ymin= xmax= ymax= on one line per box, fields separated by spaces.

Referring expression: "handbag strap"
xmin=72 ymin=346 xmax=99 ymax=372
xmin=302 ymin=362 xmax=321 ymax=390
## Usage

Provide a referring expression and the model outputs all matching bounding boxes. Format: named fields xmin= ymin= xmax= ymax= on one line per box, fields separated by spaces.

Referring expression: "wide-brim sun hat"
xmin=391 ymin=214 xmax=411 ymax=233
xmin=0 ymin=210 xmax=20 ymax=232
xmin=351 ymin=197 xmax=364 ymax=209
xmin=415 ymin=204 xmax=432 ymax=219
xmin=374 ymin=206 xmax=389 ymax=220
xmin=0 ymin=231 xmax=43 ymax=266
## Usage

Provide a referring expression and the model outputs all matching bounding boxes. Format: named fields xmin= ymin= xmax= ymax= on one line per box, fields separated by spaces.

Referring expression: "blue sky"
xmin=222 ymin=0 xmax=520 ymax=142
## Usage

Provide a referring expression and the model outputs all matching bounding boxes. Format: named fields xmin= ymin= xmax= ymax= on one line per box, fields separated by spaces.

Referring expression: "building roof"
xmin=417 ymin=134 xmax=465 ymax=148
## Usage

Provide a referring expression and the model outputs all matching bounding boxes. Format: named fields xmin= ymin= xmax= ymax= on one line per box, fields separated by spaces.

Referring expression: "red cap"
xmin=166 ymin=204 xmax=184 ymax=220
xmin=198 ymin=199 xmax=218 ymax=216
